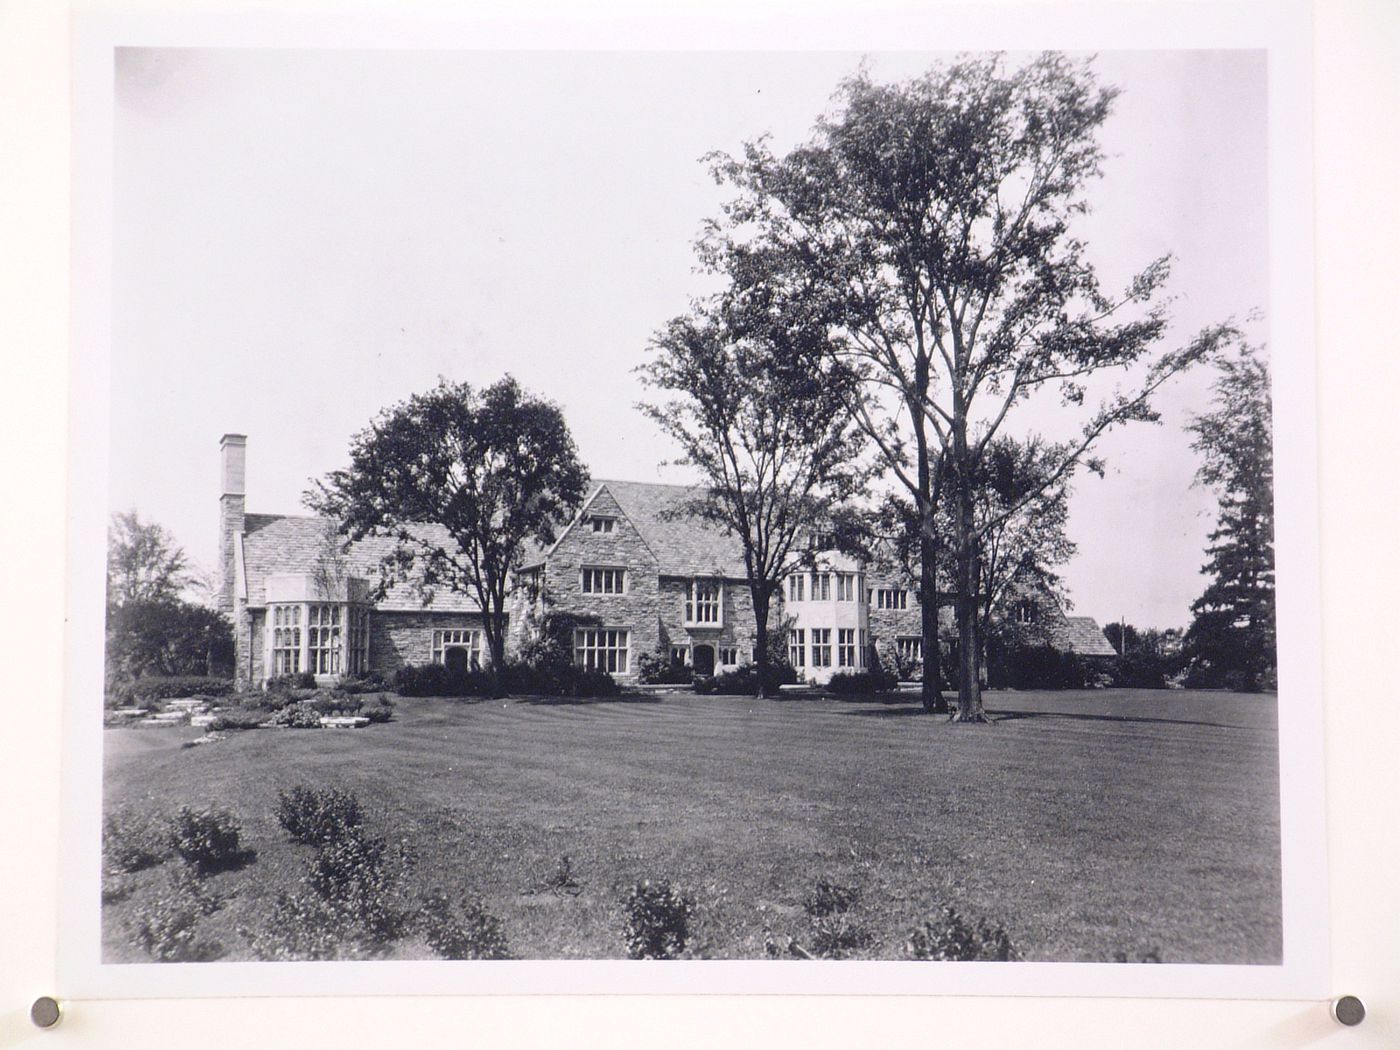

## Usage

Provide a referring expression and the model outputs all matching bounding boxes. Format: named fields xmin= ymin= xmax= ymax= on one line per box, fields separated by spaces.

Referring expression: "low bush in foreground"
xmin=907 ymin=904 xmax=1021 ymax=961
xmin=695 ymin=663 xmax=797 ymax=696
xmin=636 ymin=651 xmax=693 ymax=686
xmin=107 ymin=675 xmax=236 ymax=708
xmin=268 ymin=701 xmax=323 ymax=729
xmin=420 ymin=893 xmax=512 ymax=960
xmin=276 ymin=785 xmax=365 ymax=846
xmin=361 ymin=695 xmax=395 ymax=723
xmin=103 ymin=808 xmax=171 ymax=874
xmin=621 ymin=880 xmax=694 ymax=959
xmin=128 ymin=868 xmax=226 ymax=962
xmin=168 ymin=806 xmax=247 ymax=876
xmin=207 ymin=709 xmax=268 ymax=732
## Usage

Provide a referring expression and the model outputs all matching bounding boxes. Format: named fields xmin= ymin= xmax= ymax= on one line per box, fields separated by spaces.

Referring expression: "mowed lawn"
xmin=102 ymin=688 xmax=1281 ymax=963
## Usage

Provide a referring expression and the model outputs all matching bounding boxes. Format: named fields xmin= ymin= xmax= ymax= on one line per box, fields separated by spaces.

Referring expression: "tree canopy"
xmin=309 ymin=376 xmax=590 ymax=685
xmin=703 ymin=53 xmax=1235 ymax=719
xmin=107 ymin=510 xmax=191 ymax=607
xmin=1183 ymin=344 xmax=1276 ymax=690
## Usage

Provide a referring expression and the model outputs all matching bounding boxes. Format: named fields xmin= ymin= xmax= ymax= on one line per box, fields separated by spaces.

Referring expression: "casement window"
xmin=836 ymin=573 xmax=859 ymax=602
xmin=589 ymin=516 xmax=615 ymax=534
xmin=838 ymin=628 xmax=857 ymax=667
xmin=810 ymin=572 xmax=831 ymax=601
xmin=574 ymin=628 xmax=630 ymax=673
xmin=812 ymin=628 xmax=832 ymax=667
xmin=271 ymin=604 xmax=302 ymax=675
xmin=432 ymin=628 xmax=482 ymax=670
xmin=788 ymin=573 xmax=805 ymax=603
xmin=860 ymin=629 xmax=869 ymax=667
xmin=581 ymin=566 xmax=626 ymax=594
xmin=685 ymin=578 xmax=723 ymax=625
xmin=307 ymin=604 xmax=343 ymax=675
xmin=718 ymin=646 xmax=738 ymax=667
xmin=347 ymin=606 xmax=370 ymax=674
xmin=1013 ymin=599 xmax=1038 ymax=624
xmin=896 ymin=637 xmax=923 ymax=663
xmin=669 ymin=645 xmax=690 ymax=667
xmin=788 ymin=628 xmax=806 ymax=668
xmin=875 ymin=588 xmax=909 ymax=610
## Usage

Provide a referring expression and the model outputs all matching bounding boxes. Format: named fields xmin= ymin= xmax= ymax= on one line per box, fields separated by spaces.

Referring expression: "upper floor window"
xmin=810 ymin=572 xmax=831 ymax=602
xmin=808 ymin=530 xmax=835 ymax=550
xmin=835 ymin=573 xmax=859 ymax=602
xmin=686 ymin=578 xmax=723 ymax=625
xmin=1013 ymin=598 xmax=1038 ymax=624
xmin=788 ymin=573 xmax=805 ymax=603
xmin=875 ymin=588 xmax=909 ymax=610
xmin=589 ymin=516 xmax=616 ymax=534
xmin=581 ymin=566 xmax=626 ymax=594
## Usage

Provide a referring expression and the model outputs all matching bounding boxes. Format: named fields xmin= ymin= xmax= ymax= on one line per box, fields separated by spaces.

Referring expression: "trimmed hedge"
xmin=695 ymin=662 xmax=797 ymax=696
xmin=394 ymin=661 xmax=620 ymax=699
xmin=824 ymin=669 xmax=899 ymax=695
xmin=111 ymin=676 xmax=235 ymax=705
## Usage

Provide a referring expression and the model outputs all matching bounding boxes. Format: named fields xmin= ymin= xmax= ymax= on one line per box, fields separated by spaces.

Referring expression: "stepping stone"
xmin=320 ymin=716 xmax=370 ymax=729
xmin=190 ymin=714 xmax=218 ymax=728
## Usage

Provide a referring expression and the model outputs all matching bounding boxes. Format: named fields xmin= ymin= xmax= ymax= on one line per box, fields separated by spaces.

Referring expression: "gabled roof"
xmin=589 ymin=479 xmax=749 ymax=578
xmin=241 ymin=514 xmax=481 ymax=613
xmin=1048 ymin=615 xmax=1119 ymax=658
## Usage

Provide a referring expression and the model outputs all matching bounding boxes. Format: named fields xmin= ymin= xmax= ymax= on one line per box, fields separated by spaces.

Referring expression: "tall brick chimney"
xmin=218 ymin=434 xmax=247 ymax=620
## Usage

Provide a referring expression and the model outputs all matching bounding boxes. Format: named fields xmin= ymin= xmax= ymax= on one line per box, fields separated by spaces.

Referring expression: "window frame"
xmin=580 ymin=565 xmax=627 ymax=595
xmin=788 ymin=628 xmax=806 ymax=668
xmin=684 ymin=577 xmax=724 ymax=627
xmin=811 ymin=627 xmax=832 ymax=667
xmin=588 ymin=515 xmax=616 ymax=534
xmin=574 ymin=627 xmax=631 ymax=674
xmin=432 ymin=627 xmax=483 ymax=670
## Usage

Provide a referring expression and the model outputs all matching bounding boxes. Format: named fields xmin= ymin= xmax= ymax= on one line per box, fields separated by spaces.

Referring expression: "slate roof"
xmin=1048 ymin=615 xmax=1119 ymax=658
xmin=241 ymin=514 xmax=481 ymax=613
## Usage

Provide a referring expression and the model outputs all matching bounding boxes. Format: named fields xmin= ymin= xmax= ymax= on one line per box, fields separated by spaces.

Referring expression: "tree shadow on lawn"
xmin=840 ymin=705 xmax=1247 ymax=731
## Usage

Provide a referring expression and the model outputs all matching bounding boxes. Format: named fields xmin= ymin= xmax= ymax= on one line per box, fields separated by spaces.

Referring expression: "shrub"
xmin=242 ymin=890 xmax=348 ymax=961
xmin=339 ymin=670 xmax=390 ymax=694
xmin=985 ymin=640 xmax=1094 ymax=690
xmin=168 ymin=806 xmax=246 ymax=876
xmin=105 ymin=600 xmax=235 ymax=687
xmin=276 ymin=786 xmax=365 ymax=846
xmin=128 ymin=869 xmax=225 ymax=962
xmin=637 ymin=650 xmax=693 ymax=686
xmin=103 ymin=808 xmax=171 ymax=874
xmin=824 ymin=670 xmax=898 ymax=695
xmin=802 ymin=879 xmax=860 ymax=918
xmin=621 ymin=880 xmax=694 ymax=960
xmin=695 ymin=662 xmax=797 ymax=696
xmin=807 ymin=913 xmax=874 ymax=959
xmin=113 ymin=675 xmax=236 ymax=706
xmin=207 ymin=709 xmax=267 ymax=732
xmin=420 ymin=893 xmax=512 ymax=960
xmin=310 ymin=691 xmax=364 ymax=716
xmin=361 ymin=695 xmax=395 ymax=723
xmin=268 ymin=701 xmax=324 ymax=728
xmin=393 ymin=662 xmax=493 ymax=698
xmin=266 ymin=671 xmax=318 ymax=692
xmin=907 ymin=904 xmax=1021 ymax=961
xmin=304 ymin=829 xmax=406 ymax=943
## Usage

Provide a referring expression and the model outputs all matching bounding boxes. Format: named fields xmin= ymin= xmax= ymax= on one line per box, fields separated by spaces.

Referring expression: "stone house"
xmin=218 ymin=434 xmax=1112 ymax=687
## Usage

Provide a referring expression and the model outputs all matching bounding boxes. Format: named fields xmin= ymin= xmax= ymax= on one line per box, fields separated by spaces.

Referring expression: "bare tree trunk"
xmin=752 ymin=586 xmax=772 ymax=699
xmin=918 ymin=526 xmax=949 ymax=714
xmin=953 ymin=426 xmax=986 ymax=723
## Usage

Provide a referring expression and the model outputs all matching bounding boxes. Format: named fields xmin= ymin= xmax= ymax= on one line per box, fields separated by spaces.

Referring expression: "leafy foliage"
xmin=275 ymin=786 xmax=366 ymax=846
xmin=267 ymin=701 xmax=324 ymax=729
xmin=637 ymin=650 xmax=694 ymax=685
xmin=107 ymin=510 xmax=192 ymax=606
xmin=128 ymin=868 xmax=226 ymax=962
xmin=907 ymin=904 xmax=1021 ymax=961
xmin=103 ymin=808 xmax=172 ymax=874
xmin=984 ymin=640 xmax=1095 ymax=690
xmin=106 ymin=674 xmax=235 ymax=709
xmin=420 ymin=893 xmax=512 ymax=960
xmin=167 ymin=806 xmax=247 ymax=876
xmin=105 ymin=602 xmax=235 ymax=686
xmin=1183 ymin=345 xmax=1276 ymax=691
xmin=309 ymin=376 xmax=590 ymax=680
xmin=621 ymin=880 xmax=695 ymax=960
xmin=824 ymin=670 xmax=898 ymax=695
xmin=694 ymin=662 xmax=797 ymax=696
xmin=702 ymin=53 xmax=1236 ymax=720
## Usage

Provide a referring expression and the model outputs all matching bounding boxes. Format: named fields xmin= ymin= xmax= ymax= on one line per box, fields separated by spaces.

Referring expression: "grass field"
xmin=101 ymin=688 xmax=1281 ymax=963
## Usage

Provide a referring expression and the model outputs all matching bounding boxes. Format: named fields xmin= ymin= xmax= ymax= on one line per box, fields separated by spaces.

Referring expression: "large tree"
xmin=309 ymin=376 xmax=590 ymax=688
xmin=639 ymin=254 xmax=868 ymax=697
xmin=705 ymin=53 xmax=1234 ymax=721
xmin=1183 ymin=344 xmax=1276 ymax=690
xmin=107 ymin=510 xmax=191 ymax=607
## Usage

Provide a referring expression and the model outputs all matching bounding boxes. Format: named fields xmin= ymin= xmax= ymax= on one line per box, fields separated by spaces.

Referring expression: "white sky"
xmin=111 ymin=48 xmax=1267 ymax=631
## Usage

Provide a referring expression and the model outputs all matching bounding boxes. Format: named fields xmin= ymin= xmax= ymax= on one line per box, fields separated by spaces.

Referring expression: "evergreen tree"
xmin=1183 ymin=345 xmax=1276 ymax=690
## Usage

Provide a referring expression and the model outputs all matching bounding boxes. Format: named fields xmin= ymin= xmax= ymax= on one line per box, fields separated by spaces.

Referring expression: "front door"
xmin=692 ymin=644 xmax=715 ymax=677
xmin=444 ymin=647 xmax=471 ymax=677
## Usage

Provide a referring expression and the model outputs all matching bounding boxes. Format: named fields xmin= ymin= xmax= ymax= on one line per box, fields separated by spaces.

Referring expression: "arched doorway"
xmin=692 ymin=644 xmax=715 ymax=677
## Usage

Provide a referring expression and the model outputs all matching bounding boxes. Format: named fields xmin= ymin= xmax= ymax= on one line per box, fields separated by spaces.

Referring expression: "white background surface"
xmin=1 ymin=0 xmax=1397 ymax=1046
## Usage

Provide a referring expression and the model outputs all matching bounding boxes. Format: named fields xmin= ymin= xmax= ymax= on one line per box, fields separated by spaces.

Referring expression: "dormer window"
xmin=589 ymin=516 xmax=616 ymax=534
xmin=685 ymin=578 xmax=723 ymax=626
xmin=1013 ymin=598 xmax=1038 ymax=624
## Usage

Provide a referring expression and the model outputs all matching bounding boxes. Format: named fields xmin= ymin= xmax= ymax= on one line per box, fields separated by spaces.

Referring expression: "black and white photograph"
xmin=54 ymin=6 xmax=1331 ymax=1002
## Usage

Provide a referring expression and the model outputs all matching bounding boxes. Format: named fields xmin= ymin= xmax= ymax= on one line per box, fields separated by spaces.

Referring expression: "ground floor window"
xmin=788 ymin=628 xmax=805 ymax=667
xmin=307 ymin=603 xmax=342 ymax=675
xmin=718 ymin=645 xmax=738 ymax=667
xmin=896 ymin=636 xmax=923 ymax=663
xmin=271 ymin=604 xmax=301 ymax=675
xmin=575 ymin=628 xmax=630 ymax=674
xmin=432 ymin=628 xmax=482 ymax=670
xmin=812 ymin=628 xmax=832 ymax=667
xmin=347 ymin=606 xmax=369 ymax=674
xmin=838 ymin=628 xmax=857 ymax=667
xmin=669 ymin=645 xmax=689 ymax=667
